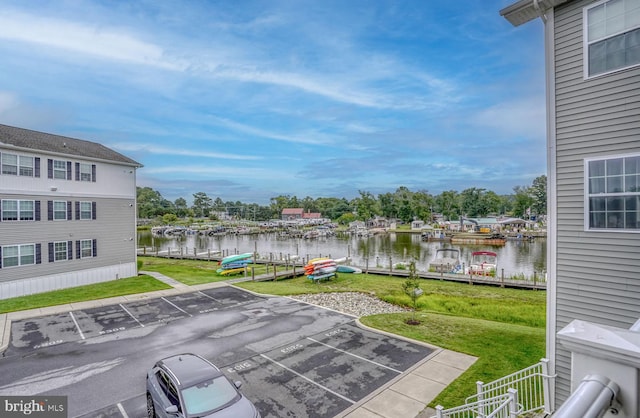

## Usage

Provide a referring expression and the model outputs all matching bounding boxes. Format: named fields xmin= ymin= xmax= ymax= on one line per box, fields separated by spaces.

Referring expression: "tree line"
xmin=137 ymin=175 xmax=546 ymax=224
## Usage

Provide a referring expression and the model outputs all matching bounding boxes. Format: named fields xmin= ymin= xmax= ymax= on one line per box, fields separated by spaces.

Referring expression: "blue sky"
xmin=0 ymin=0 xmax=545 ymax=205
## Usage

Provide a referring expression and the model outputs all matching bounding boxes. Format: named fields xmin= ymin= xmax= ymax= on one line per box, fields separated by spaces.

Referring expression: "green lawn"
xmin=0 ymin=275 xmax=171 ymax=314
xmin=138 ymin=255 xmax=271 ymax=285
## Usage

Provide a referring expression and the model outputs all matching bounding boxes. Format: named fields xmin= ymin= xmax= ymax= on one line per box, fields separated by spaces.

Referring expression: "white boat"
xmin=429 ymin=248 xmax=462 ymax=273
xmin=467 ymin=251 xmax=498 ymax=276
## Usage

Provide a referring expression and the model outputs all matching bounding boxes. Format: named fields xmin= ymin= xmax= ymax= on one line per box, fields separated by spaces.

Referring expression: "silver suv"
xmin=146 ymin=353 xmax=260 ymax=418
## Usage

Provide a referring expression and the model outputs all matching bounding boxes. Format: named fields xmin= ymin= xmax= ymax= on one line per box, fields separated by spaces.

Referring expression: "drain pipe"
xmin=552 ymin=374 xmax=619 ymax=418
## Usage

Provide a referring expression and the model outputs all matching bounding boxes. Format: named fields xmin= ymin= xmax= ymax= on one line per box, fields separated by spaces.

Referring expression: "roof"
xmin=500 ymin=0 xmax=570 ymax=26
xmin=159 ymin=353 xmax=222 ymax=388
xmin=282 ymin=208 xmax=304 ymax=215
xmin=302 ymin=212 xmax=321 ymax=219
xmin=0 ymin=124 xmax=141 ymax=167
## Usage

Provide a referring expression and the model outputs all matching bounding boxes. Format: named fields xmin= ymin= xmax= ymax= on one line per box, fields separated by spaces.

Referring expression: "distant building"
xmin=281 ymin=208 xmax=322 ymax=221
xmin=0 ymin=124 xmax=141 ymax=299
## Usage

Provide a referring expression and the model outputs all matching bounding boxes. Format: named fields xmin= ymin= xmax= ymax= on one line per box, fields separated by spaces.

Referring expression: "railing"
xmin=432 ymin=359 xmax=552 ymax=418
xmin=434 ymin=389 xmax=521 ymax=418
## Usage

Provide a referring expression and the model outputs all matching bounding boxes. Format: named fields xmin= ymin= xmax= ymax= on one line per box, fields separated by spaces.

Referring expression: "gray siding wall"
xmin=553 ymin=0 xmax=640 ymax=403
xmin=0 ymin=195 xmax=136 ymax=284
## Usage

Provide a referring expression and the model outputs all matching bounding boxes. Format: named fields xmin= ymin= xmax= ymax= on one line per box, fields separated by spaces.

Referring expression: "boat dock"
xmin=137 ymin=247 xmax=546 ymax=290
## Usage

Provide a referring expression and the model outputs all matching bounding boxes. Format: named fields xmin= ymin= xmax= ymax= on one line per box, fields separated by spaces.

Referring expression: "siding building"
xmin=502 ymin=0 xmax=640 ymax=414
xmin=0 ymin=124 xmax=141 ymax=299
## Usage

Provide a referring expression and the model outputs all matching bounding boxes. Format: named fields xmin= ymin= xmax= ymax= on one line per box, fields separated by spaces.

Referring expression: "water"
xmin=138 ymin=231 xmax=547 ymax=279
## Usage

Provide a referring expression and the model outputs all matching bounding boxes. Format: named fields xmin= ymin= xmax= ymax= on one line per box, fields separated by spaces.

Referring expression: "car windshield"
xmin=181 ymin=375 xmax=239 ymax=416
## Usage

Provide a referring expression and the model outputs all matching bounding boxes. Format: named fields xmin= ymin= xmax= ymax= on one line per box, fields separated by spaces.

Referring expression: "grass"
xmin=0 ymin=275 xmax=171 ymax=314
xmin=138 ymin=255 xmax=271 ymax=285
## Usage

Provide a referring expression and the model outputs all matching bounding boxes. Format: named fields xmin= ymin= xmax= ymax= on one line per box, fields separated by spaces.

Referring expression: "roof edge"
xmin=500 ymin=0 xmax=571 ymax=26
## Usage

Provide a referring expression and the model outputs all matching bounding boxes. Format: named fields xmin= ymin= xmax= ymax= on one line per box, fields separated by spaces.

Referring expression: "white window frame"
xmin=79 ymin=163 xmax=92 ymax=182
xmin=583 ymin=0 xmax=640 ymax=79
xmin=53 ymin=201 xmax=67 ymax=221
xmin=53 ymin=159 xmax=67 ymax=179
xmin=79 ymin=201 xmax=93 ymax=220
xmin=1 ymin=199 xmax=35 ymax=221
xmin=53 ymin=241 xmax=68 ymax=262
xmin=584 ymin=153 xmax=640 ymax=232
xmin=80 ymin=239 xmax=93 ymax=258
xmin=2 ymin=244 xmax=36 ymax=267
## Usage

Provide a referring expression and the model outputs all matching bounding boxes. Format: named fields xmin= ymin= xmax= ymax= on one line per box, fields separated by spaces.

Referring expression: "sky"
xmin=0 ymin=0 xmax=546 ymax=205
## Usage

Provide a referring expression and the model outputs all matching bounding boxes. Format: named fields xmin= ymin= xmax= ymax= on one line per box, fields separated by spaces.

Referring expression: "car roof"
xmin=158 ymin=353 xmax=224 ymax=388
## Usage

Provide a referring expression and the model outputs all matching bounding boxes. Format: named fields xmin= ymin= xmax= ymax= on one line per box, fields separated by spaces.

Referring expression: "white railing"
xmin=432 ymin=359 xmax=552 ymax=418
xmin=434 ymin=388 xmax=521 ymax=418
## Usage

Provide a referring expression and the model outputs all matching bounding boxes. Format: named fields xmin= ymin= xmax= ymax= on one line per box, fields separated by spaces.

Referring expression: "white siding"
xmin=553 ymin=0 xmax=640 ymax=404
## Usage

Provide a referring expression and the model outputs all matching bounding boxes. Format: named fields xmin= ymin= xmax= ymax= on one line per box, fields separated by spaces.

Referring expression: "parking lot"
xmin=1 ymin=287 xmax=435 ymax=418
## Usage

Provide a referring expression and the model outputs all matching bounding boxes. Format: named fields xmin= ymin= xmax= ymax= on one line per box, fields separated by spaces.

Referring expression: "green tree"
xmin=352 ymin=190 xmax=380 ymax=221
xmin=512 ymin=185 xmax=534 ymax=218
xmin=162 ymin=213 xmax=178 ymax=224
xmin=531 ymin=175 xmax=547 ymax=216
xmin=192 ymin=192 xmax=213 ymax=218
xmin=137 ymin=187 xmax=174 ymax=218
xmin=434 ymin=190 xmax=460 ymax=221
xmin=411 ymin=190 xmax=435 ymax=222
xmin=174 ymin=198 xmax=189 ymax=218
xmin=401 ymin=261 xmax=422 ymax=324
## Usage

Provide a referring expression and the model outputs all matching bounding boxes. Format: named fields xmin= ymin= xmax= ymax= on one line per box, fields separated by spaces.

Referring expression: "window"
xmin=53 ymin=201 xmax=67 ymax=220
xmin=2 ymin=200 xmax=36 ymax=221
xmin=80 ymin=202 xmax=93 ymax=220
xmin=53 ymin=160 xmax=67 ymax=179
xmin=585 ymin=0 xmax=640 ymax=77
xmin=54 ymin=241 xmax=69 ymax=261
xmin=1 ymin=153 xmax=34 ymax=176
xmin=1 ymin=244 xmax=36 ymax=267
xmin=586 ymin=154 xmax=640 ymax=230
xmin=78 ymin=163 xmax=93 ymax=182
xmin=80 ymin=239 xmax=93 ymax=258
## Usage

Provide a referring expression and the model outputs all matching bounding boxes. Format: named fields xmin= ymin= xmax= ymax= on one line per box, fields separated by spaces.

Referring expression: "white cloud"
xmin=112 ymin=143 xmax=261 ymax=160
xmin=470 ymin=97 xmax=546 ymax=139
xmin=0 ymin=10 xmax=185 ymax=70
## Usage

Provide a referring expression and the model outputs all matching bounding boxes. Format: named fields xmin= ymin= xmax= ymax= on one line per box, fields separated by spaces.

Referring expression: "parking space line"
xmin=119 ymin=304 xmax=145 ymax=328
xmin=260 ymin=354 xmax=356 ymax=405
xmin=161 ymin=297 xmax=193 ymax=317
xmin=116 ymin=403 xmax=129 ymax=418
xmin=306 ymin=337 xmax=403 ymax=374
xmin=69 ymin=311 xmax=86 ymax=340
xmin=197 ymin=291 xmax=220 ymax=302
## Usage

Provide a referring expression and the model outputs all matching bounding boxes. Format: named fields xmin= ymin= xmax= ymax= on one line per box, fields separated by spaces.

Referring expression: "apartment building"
xmin=0 ymin=124 xmax=141 ymax=299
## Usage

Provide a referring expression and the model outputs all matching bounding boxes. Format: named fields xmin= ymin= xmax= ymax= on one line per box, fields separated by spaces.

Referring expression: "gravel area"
xmin=290 ymin=292 xmax=408 ymax=317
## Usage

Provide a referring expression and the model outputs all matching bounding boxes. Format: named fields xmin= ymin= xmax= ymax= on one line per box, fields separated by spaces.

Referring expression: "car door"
xmin=151 ymin=368 xmax=185 ymax=418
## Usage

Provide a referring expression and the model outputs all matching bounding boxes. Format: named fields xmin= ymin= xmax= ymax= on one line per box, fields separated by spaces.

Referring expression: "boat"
xmin=219 ymin=252 xmax=253 ymax=266
xmin=429 ymin=248 xmax=463 ymax=273
xmin=216 ymin=267 xmax=247 ymax=276
xmin=335 ymin=265 xmax=362 ymax=274
xmin=451 ymin=232 xmax=505 ymax=245
xmin=467 ymin=251 xmax=498 ymax=276
xmin=421 ymin=229 xmax=451 ymax=242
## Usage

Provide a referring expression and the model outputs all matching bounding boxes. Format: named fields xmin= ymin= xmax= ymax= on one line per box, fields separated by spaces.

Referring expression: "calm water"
xmin=138 ymin=231 xmax=547 ymax=278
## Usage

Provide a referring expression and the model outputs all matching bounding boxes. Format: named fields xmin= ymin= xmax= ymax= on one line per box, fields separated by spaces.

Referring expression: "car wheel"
xmin=146 ymin=393 xmax=156 ymax=418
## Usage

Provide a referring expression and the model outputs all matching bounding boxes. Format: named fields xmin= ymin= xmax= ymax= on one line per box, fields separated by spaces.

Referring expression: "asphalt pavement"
xmin=0 ymin=271 xmax=477 ymax=418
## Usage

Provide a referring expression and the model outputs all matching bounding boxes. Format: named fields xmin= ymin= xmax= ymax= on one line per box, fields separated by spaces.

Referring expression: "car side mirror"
xmin=234 ymin=381 xmax=243 ymax=389
xmin=165 ymin=405 xmax=179 ymax=415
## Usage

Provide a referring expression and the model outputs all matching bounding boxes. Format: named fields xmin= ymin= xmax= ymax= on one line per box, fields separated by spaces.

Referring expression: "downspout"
xmin=533 ymin=0 xmax=548 ymax=23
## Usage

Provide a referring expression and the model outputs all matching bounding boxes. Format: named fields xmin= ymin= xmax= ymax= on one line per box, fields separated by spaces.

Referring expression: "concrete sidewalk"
xmin=0 ymin=272 xmax=476 ymax=418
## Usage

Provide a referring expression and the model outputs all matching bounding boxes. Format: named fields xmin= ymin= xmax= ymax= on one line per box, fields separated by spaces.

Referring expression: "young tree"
xmin=402 ymin=261 xmax=423 ymax=325
xmin=192 ymin=192 xmax=213 ymax=218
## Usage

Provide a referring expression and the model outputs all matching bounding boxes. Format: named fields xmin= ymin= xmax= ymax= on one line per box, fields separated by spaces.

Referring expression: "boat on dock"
xmin=467 ymin=251 xmax=498 ymax=276
xmin=428 ymin=248 xmax=463 ymax=273
xmin=451 ymin=232 xmax=505 ymax=245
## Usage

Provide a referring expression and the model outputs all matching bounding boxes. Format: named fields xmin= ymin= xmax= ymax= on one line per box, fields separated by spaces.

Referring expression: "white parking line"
xmin=117 ymin=403 xmax=129 ymax=418
xmin=69 ymin=312 xmax=85 ymax=340
xmin=119 ymin=304 xmax=145 ymax=327
xmin=260 ymin=354 xmax=355 ymax=405
xmin=306 ymin=337 xmax=403 ymax=374
xmin=161 ymin=297 xmax=193 ymax=317
xmin=198 ymin=291 xmax=221 ymax=302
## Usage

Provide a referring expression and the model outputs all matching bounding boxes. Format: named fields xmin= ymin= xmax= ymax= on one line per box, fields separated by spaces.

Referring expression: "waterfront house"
xmin=281 ymin=208 xmax=304 ymax=221
xmin=502 ymin=0 xmax=640 ymax=415
xmin=0 ymin=124 xmax=141 ymax=299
